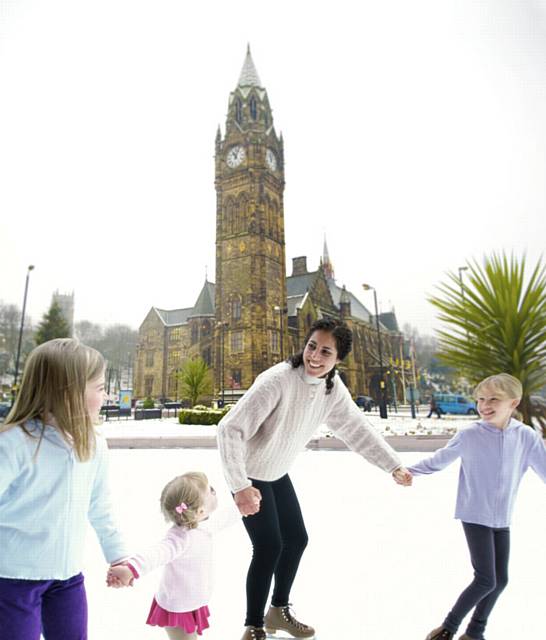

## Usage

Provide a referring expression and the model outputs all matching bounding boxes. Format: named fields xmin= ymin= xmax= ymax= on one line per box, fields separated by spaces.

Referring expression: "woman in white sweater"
xmin=217 ymin=318 xmax=411 ymax=640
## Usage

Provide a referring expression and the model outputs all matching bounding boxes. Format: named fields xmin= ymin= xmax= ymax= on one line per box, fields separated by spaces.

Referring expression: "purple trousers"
xmin=0 ymin=573 xmax=87 ymax=640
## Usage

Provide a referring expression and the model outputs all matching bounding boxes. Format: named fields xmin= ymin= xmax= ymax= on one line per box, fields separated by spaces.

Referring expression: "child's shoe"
xmin=426 ymin=627 xmax=454 ymax=640
xmin=264 ymin=605 xmax=315 ymax=638
xmin=240 ymin=627 xmax=266 ymax=640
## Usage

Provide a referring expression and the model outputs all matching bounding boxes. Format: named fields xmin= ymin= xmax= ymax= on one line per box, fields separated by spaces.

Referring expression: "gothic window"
xmin=249 ymin=96 xmax=257 ymax=120
xmin=145 ymin=351 xmax=154 ymax=367
xmin=237 ymin=193 xmax=249 ymax=233
xmin=231 ymin=330 xmax=243 ymax=354
xmin=232 ymin=297 xmax=242 ymax=321
xmin=235 ymin=99 xmax=242 ymax=124
xmin=224 ymin=198 xmax=236 ymax=234
xmin=191 ymin=323 xmax=199 ymax=344
xmin=201 ymin=321 xmax=211 ymax=336
xmin=202 ymin=347 xmax=212 ymax=367
xmin=271 ymin=330 xmax=280 ymax=353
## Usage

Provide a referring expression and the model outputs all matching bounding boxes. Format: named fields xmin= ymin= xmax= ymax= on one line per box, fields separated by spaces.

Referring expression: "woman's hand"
xmin=392 ymin=466 xmax=412 ymax=486
xmin=106 ymin=564 xmax=134 ymax=588
xmin=234 ymin=486 xmax=262 ymax=516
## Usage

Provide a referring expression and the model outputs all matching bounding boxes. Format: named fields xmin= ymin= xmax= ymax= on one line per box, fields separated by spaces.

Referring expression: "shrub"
xmin=178 ymin=405 xmax=232 ymax=425
xmin=143 ymin=397 xmax=155 ymax=409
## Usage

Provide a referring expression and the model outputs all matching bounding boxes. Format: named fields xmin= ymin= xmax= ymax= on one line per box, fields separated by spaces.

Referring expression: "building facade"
xmin=133 ymin=48 xmax=407 ymax=404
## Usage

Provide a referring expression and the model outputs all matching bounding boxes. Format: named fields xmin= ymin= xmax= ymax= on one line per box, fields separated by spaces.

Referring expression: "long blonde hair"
xmin=1 ymin=338 xmax=105 ymax=461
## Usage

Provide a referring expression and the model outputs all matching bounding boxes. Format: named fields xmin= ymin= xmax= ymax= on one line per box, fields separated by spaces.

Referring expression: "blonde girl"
xmin=0 ymin=338 xmax=128 ymax=640
xmin=408 ymin=373 xmax=546 ymax=640
xmin=107 ymin=471 xmax=234 ymax=640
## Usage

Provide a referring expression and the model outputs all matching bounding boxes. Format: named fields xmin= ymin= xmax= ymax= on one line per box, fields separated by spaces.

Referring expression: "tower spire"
xmin=238 ymin=44 xmax=262 ymax=87
xmin=322 ymin=234 xmax=335 ymax=281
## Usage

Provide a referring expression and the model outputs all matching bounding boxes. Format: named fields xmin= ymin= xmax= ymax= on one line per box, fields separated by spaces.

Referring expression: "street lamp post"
xmin=362 ymin=284 xmax=388 ymax=419
xmin=12 ymin=265 xmax=35 ymax=407
xmin=217 ymin=321 xmax=228 ymax=406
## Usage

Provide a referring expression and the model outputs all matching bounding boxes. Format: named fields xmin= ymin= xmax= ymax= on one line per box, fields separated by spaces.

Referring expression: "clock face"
xmin=266 ymin=148 xmax=277 ymax=171
xmin=226 ymin=145 xmax=245 ymax=168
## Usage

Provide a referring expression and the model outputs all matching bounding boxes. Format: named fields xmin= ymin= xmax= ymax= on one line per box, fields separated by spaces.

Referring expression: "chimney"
xmin=292 ymin=256 xmax=308 ymax=276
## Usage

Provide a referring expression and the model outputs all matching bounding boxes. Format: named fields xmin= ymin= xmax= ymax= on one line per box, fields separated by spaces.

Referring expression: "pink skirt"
xmin=146 ymin=598 xmax=210 ymax=634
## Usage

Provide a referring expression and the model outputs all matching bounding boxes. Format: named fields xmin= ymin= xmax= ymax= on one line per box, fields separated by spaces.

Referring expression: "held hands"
xmin=392 ymin=466 xmax=413 ymax=486
xmin=106 ymin=564 xmax=134 ymax=588
xmin=234 ymin=486 xmax=262 ymax=517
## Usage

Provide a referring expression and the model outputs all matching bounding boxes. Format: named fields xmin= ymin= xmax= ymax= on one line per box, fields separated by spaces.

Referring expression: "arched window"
xmin=237 ymin=193 xmax=249 ymax=233
xmin=224 ymin=198 xmax=236 ymax=234
xmin=235 ymin=99 xmax=242 ymax=124
xmin=249 ymin=96 xmax=257 ymax=120
xmin=191 ymin=323 xmax=198 ymax=344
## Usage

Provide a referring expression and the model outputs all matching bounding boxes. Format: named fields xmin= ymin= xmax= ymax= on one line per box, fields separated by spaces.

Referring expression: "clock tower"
xmin=215 ymin=46 xmax=287 ymax=393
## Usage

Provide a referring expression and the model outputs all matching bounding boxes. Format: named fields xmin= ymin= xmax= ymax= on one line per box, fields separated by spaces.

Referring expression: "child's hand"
xmin=107 ymin=564 xmax=134 ymax=588
xmin=392 ymin=467 xmax=412 ymax=486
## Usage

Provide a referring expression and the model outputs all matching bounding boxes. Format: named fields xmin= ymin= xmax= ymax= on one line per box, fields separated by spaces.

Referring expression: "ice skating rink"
xmin=84 ymin=448 xmax=545 ymax=639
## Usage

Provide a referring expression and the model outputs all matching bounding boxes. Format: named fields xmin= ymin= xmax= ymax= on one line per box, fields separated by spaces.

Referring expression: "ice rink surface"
xmin=84 ymin=448 xmax=545 ymax=640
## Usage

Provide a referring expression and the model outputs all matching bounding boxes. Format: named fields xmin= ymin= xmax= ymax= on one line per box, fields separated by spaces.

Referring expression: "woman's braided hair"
xmin=288 ymin=318 xmax=352 ymax=394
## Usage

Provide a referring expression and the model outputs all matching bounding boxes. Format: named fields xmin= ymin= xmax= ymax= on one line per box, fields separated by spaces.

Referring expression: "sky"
xmin=1 ymin=0 xmax=545 ymax=335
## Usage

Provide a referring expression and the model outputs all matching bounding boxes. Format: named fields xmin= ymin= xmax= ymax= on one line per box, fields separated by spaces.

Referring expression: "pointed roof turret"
xmin=238 ymin=44 xmax=262 ymax=87
xmin=189 ymin=280 xmax=216 ymax=317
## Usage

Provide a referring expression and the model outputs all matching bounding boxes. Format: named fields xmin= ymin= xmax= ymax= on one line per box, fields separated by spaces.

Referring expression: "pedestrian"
xmin=217 ymin=318 xmax=412 ymax=640
xmin=107 ymin=471 xmax=237 ymax=639
xmin=0 ymin=338 xmax=129 ymax=640
xmin=408 ymin=373 xmax=546 ymax=640
xmin=427 ymin=395 xmax=442 ymax=418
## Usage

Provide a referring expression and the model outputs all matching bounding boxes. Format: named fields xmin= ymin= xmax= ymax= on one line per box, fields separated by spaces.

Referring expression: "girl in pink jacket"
xmin=108 ymin=471 xmax=236 ymax=639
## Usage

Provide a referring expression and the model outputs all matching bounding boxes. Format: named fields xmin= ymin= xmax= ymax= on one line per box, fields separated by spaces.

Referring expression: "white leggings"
xmin=164 ymin=627 xmax=197 ymax=640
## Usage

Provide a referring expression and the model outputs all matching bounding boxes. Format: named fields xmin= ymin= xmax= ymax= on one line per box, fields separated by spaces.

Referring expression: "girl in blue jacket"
xmin=408 ymin=373 xmax=546 ymax=640
xmin=0 ymin=338 xmax=129 ymax=640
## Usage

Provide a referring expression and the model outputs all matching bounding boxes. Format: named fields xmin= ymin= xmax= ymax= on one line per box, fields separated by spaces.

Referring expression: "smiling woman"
xmin=217 ymin=318 xmax=412 ymax=640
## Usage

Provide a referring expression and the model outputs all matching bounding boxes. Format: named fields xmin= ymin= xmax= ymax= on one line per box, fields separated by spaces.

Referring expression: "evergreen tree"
xmin=35 ymin=301 xmax=71 ymax=345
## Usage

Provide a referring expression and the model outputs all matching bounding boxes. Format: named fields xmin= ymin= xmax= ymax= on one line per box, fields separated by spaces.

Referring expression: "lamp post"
xmin=12 ymin=265 xmax=35 ymax=407
xmin=217 ymin=321 xmax=228 ymax=406
xmin=362 ymin=283 xmax=388 ymax=419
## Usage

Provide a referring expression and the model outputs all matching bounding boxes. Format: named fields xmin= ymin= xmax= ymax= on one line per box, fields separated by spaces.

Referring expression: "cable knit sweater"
xmin=217 ymin=362 xmax=402 ymax=493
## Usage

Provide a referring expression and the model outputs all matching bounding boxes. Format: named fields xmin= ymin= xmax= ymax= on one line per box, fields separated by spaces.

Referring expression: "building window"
xmin=271 ymin=330 xmax=280 ymax=353
xmin=201 ymin=321 xmax=211 ymax=336
xmin=235 ymin=99 xmax=242 ymax=124
xmin=170 ymin=327 xmax=182 ymax=342
xmin=191 ymin=323 xmax=199 ymax=344
xmin=232 ymin=297 xmax=241 ymax=321
xmin=230 ymin=369 xmax=242 ymax=389
xmin=249 ymin=96 xmax=257 ymax=120
xmin=145 ymin=351 xmax=154 ymax=367
xmin=231 ymin=331 xmax=243 ymax=354
xmin=168 ymin=350 xmax=181 ymax=367
xmin=144 ymin=376 xmax=154 ymax=397
xmin=202 ymin=347 xmax=212 ymax=367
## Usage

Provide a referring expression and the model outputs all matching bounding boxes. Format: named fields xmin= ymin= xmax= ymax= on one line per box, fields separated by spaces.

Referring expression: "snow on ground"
xmin=83 ymin=447 xmax=545 ymax=640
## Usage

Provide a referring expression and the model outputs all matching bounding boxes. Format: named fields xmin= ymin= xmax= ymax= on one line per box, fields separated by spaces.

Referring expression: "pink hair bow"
xmin=175 ymin=502 xmax=188 ymax=514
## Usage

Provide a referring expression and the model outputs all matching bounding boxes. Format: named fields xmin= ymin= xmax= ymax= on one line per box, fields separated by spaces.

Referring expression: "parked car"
xmin=0 ymin=402 xmax=11 ymax=419
xmin=434 ymin=393 xmax=477 ymax=415
xmin=355 ymin=395 xmax=374 ymax=411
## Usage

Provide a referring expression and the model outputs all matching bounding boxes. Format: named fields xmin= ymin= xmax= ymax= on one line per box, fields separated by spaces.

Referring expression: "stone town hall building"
xmin=134 ymin=49 xmax=405 ymax=403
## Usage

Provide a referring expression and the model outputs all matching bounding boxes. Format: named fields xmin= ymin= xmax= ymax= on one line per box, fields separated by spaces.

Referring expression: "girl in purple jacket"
xmin=408 ymin=374 xmax=546 ymax=640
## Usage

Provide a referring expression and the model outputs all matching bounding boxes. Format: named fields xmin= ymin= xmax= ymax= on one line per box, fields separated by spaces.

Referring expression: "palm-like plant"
xmin=429 ymin=253 xmax=546 ymax=434
xmin=177 ymin=357 xmax=213 ymax=408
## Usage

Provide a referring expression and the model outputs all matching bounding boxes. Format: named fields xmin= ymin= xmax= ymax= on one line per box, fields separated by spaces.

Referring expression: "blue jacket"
xmin=408 ymin=419 xmax=546 ymax=528
xmin=0 ymin=420 xmax=128 ymax=579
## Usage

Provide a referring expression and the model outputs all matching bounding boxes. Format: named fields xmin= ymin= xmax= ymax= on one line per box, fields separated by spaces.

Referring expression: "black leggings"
xmin=241 ymin=474 xmax=308 ymax=628
xmin=444 ymin=522 xmax=510 ymax=639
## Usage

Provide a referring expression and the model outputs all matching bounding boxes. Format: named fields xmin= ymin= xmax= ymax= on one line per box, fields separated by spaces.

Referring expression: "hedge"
xmin=178 ymin=405 xmax=232 ymax=425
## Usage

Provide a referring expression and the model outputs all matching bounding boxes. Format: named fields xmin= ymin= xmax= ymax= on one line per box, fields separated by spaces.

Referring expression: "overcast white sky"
xmin=1 ymin=0 xmax=545 ymax=334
